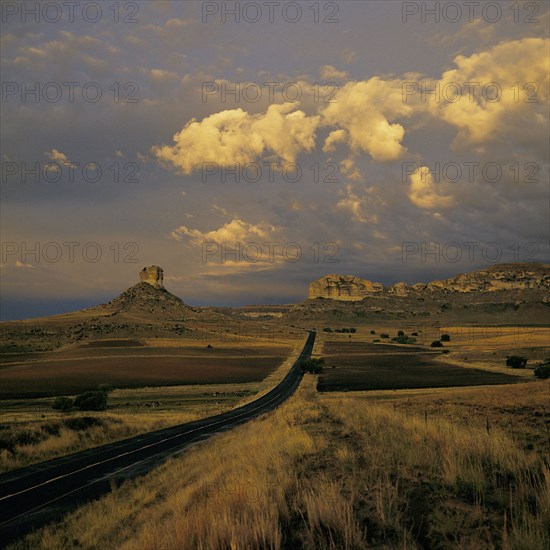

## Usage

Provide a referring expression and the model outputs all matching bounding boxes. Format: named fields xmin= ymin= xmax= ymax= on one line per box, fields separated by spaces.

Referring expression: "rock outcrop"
xmin=140 ymin=265 xmax=164 ymax=289
xmin=308 ymin=263 xmax=550 ymax=300
xmin=308 ymin=275 xmax=383 ymax=301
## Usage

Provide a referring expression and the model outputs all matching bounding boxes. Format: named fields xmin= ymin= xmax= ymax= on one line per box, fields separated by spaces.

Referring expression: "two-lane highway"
xmin=0 ymin=330 xmax=316 ymax=547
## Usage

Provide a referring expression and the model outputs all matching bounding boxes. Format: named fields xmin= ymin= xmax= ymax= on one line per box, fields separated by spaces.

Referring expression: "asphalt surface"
xmin=0 ymin=331 xmax=316 ymax=547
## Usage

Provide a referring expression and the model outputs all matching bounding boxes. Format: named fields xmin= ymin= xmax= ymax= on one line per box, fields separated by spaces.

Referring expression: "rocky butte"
xmin=139 ymin=265 xmax=164 ymax=289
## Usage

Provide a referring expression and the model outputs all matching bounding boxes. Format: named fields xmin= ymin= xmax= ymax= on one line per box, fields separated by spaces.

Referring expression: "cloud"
xmin=320 ymin=65 xmax=349 ymax=80
xmin=152 ymin=103 xmax=320 ymax=174
xmin=169 ymin=218 xmax=279 ymax=246
xmin=45 ymin=149 xmax=78 ymax=169
xmin=431 ymin=37 xmax=549 ymax=149
xmin=321 ymin=78 xmax=413 ymax=162
xmin=168 ymin=218 xmax=295 ymax=272
xmin=336 ymin=184 xmax=380 ymax=223
xmin=46 ymin=149 xmax=71 ymax=164
xmin=408 ymin=166 xmax=454 ymax=209
xmin=322 ymin=129 xmax=347 ymax=153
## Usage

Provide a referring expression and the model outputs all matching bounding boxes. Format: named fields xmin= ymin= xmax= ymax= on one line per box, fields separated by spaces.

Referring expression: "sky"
xmin=1 ymin=0 xmax=549 ymax=319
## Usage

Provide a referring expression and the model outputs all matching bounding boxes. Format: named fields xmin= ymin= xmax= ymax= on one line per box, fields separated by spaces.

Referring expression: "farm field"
xmin=0 ymin=338 xmax=292 ymax=398
xmin=0 ymin=335 xmax=305 ymax=472
xmin=317 ymin=340 xmax=522 ymax=391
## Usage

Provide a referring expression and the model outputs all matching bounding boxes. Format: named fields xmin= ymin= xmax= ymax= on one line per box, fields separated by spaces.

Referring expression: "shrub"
xmin=380 ymin=333 xmax=390 ymax=339
xmin=323 ymin=327 xmax=333 ymax=333
xmin=64 ymin=416 xmax=104 ymax=431
xmin=397 ymin=330 xmax=405 ymax=337
xmin=431 ymin=340 xmax=443 ymax=348
xmin=300 ymin=357 xmax=325 ymax=374
xmin=373 ymin=339 xmax=380 ymax=342
xmin=370 ymin=330 xmax=376 ymax=334
xmin=411 ymin=332 xmax=418 ymax=336
xmin=392 ymin=335 xmax=417 ymax=344
xmin=534 ymin=363 xmax=550 ymax=379
xmin=506 ymin=356 xmax=528 ymax=369
xmin=41 ymin=423 xmax=61 ymax=436
xmin=97 ymin=384 xmax=113 ymax=393
xmin=73 ymin=391 xmax=107 ymax=411
xmin=441 ymin=334 xmax=451 ymax=342
xmin=52 ymin=396 xmax=73 ymax=412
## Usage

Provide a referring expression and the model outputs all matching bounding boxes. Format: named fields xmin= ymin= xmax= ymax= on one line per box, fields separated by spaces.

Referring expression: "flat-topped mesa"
xmin=139 ymin=265 xmax=164 ymax=289
xmin=308 ymin=275 xmax=383 ymax=301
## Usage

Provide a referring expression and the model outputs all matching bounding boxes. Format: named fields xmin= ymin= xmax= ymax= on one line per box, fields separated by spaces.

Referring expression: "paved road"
xmin=0 ymin=331 xmax=316 ymax=547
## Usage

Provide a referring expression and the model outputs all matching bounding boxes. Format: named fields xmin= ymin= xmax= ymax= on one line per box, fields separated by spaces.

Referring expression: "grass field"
xmin=3 ymin=324 xmax=549 ymax=548
xmin=10 ymin=375 xmax=549 ymax=550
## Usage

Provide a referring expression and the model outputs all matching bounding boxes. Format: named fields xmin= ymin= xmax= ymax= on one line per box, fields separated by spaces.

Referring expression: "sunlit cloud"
xmin=408 ymin=166 xmax=455 ymax=210
xmin=152 ymin=103 xmax=321 ymax=174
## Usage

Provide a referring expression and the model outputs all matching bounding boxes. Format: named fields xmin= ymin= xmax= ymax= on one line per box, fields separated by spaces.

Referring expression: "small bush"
xmin=411 ymin=332 xmax=418 ymax=336
xmin=441 ymin=334 xmax=451 ymax=342
xmin=73 ymin=391 xmax=107 ymax=411
xmin=506 ymin=356 xmax=528 ymax=369
xmin=397 ymin=330 xmax=405 ymax=337
xmin=431 ymin=340 xmax=443 ymax=348
xmin=370 ymin=330 xmax=376 ymax=335
xmin=52 ymin=396 xmax=73 ymax=412
xmin=373 ymin=339 xmax=380 ymax=342
xmin=380 ymin=333 xmax=390 ymax=339
xmin=323 ymin=327 xmax=333 ymax=333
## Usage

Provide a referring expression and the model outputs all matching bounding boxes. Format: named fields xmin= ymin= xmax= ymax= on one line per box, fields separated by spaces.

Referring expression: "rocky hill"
xmin=98 ymin=281 xmax=195 ymax=318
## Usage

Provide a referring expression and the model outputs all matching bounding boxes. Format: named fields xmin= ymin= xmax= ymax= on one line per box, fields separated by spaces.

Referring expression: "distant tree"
xmin=300 ymin=357 xmax=325 ymax=374
xmin=52 ymin=396 xmax=73 ymax=412
xmin=97 ymin=384 xmax=113 ymax=393
xmin=397 ymin=330 xmax=405 ymax=337
xmin=411 ymin=332 xmax=418 ymax=336
xmin=370 ymin=330 xmax=376 ymax=335
xmin=373 ymin=339 xmax=380 ymax=342
xmin=380 ymin=333 xmax=390 ymax=339
xmin=441 ymin=334 xmax=451 ymax=342
xmin=506 ymin=356 xmax=528 ymax=369
xmin=534 ymin=359 xmax=550 ymax=379
xmin=431 ymin=340 xmax=443 ymax=348
xmin=73 ymin=391 xmax=107 ymax=411
xmin=323 ymin=327 xmax=333 ymax=332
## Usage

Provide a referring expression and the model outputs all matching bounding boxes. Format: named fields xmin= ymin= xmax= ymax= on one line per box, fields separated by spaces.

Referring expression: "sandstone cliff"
xmin=308 ymin=263 xmax=550 ymax=300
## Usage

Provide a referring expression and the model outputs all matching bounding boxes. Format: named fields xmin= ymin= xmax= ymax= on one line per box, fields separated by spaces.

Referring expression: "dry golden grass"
xmin=10 ymin=374 xmax=550 ymax=550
